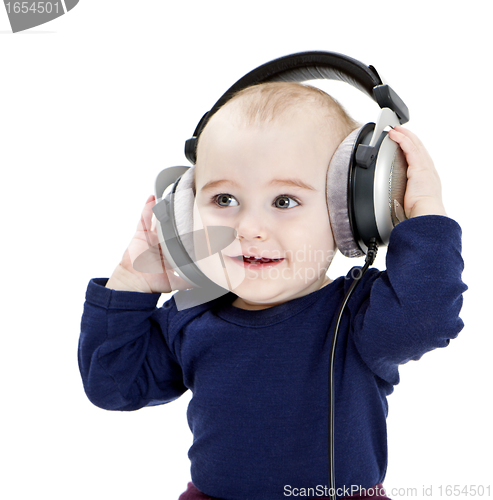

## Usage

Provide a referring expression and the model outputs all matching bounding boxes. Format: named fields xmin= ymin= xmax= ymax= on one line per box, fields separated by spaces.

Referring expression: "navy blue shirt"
xmin=79 ymin=216 xmax=466 ymax=500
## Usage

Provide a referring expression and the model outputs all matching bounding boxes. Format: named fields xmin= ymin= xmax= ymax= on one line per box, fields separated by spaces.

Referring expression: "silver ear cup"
xmin=153 ymin=166 xmax=238 ymax=293
xmin=327 ymin=127 xmax=366 ymax=258
xmin=153 ymin=166 xmax=193 ymax=283
xmin=173 ymin=167 xmax=196 ymax=262
xmin=372 ymin=135 xmax=408 ymax=245
xmin=155 ymin=166 xmax=190 ymax=203
xmin=153 ymin=166 xmax=208 ymax=288
xmin=328 ymin=122 xmax=409 ymax=258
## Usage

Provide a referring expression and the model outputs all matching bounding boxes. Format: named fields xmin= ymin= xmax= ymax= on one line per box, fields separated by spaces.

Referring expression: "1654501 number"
xmin=5 ymin=2 xmax=60 ymax=14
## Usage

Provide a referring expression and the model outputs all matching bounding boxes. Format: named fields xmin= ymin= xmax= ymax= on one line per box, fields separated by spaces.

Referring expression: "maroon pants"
xmin=178 ymin=481 xmax=392 ymax=499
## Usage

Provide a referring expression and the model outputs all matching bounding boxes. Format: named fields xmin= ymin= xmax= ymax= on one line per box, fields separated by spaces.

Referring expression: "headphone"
xmin=153 ymin=51 xmax=410 ymax=289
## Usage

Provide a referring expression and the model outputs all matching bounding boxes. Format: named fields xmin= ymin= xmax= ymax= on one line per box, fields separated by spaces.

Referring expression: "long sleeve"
xmin=78 ymin=278 xmax=187 ymax=411
xmin=350 ymin=215 xmax=467 ymax=385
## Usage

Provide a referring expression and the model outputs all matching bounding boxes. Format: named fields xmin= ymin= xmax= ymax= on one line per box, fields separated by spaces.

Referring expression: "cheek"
xmin=285 ymin=214 xmax=334 ymax=265
xmin=289 ymin=208 xmax=332 ymax=242
xmin=193 ymin=200 xmax=232 ymax=228
xmin=192 ymin=202 xmax=244 ymax=290
xmin=193 ymin=202 xmax=219 ymax=232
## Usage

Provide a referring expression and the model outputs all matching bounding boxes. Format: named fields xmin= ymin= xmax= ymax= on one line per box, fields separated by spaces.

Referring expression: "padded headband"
xmin=185 ymin=51 xmax=409 ymax=163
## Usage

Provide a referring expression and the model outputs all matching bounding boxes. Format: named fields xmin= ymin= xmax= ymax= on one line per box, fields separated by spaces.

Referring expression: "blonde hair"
xmin=196 ymin=82 xmax=359 ymax=160
xmin=227 ymin=81 xmax=358 ymax=137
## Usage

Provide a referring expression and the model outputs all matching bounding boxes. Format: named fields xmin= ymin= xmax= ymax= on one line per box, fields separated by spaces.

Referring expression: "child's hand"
xmin=106 ymin=195 xmax=192 ymax=293
xmin=388 ymin=126 xmax=447 ymax=219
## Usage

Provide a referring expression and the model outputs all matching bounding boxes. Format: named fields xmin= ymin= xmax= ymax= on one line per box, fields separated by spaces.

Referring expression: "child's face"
xmin=193 ymin=107 xmax=338 ymax=310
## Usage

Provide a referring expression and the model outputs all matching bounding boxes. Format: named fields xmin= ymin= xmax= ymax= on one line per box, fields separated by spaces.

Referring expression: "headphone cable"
xmin=328 ymin=238 xmax=378 ymax=500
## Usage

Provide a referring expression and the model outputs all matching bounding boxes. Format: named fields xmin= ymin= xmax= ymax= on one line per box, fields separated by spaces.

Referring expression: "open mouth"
xmin=235 ymin=255 xmax=284 ymax=265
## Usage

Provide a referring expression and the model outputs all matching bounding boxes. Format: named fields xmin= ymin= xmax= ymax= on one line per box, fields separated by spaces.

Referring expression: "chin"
xmin=199 ymin=258 xmax=327 ymax=306
xmin=232 ymin=282 xmax=303 ymax=308
xmin=232 ymin=293 xmax=287 ymax=310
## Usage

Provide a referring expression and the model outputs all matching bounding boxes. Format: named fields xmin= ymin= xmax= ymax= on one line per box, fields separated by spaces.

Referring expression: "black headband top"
xmin=185 ymin=51 xmax=409 ymax=164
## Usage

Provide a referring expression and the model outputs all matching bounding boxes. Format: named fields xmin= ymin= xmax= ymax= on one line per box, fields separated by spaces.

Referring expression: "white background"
xmin=1 ymin=1 xmax=491 ymax=499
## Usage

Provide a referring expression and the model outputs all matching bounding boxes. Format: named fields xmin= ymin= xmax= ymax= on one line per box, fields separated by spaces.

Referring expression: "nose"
xmin=235 ymin=207 xmax=268 ymax=242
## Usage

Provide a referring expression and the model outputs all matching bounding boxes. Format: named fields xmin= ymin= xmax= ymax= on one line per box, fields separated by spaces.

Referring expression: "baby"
xmin=79 ymin=82 xmax=466 ymax=500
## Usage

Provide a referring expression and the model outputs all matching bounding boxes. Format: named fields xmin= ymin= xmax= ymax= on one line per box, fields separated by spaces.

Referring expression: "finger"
xmin=392 ymin=125 xmax=423 ymax=145
xmin=135 ymin=195 xmax=158 ymax=249
xmin=393 ymin=126 xmax=430 ymax=154
xmin=391 ymin=127 xmax=435 ymax=171
xmin=138 ymin=194 xmax=155 ymax=231
xmin=388 ymin=128 xmax=423 ymax=166
xmin=132 ymin=245 xmax=193 ymax=290
xmin=132 ymin=243 xmax=167 ymax=273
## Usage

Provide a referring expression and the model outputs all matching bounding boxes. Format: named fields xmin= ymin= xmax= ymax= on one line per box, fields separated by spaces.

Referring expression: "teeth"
xmin=239 ymin=255 xmax=282 ymax=261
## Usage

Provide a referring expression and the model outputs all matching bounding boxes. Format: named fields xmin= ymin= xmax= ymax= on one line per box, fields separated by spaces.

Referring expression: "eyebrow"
xmin=200 ymin=178 xmax=316 ymax=192
xmin=200 ymin=179 xmax=240 ymax=192
xmin=269 ymin=178 xmax=316 ymax=191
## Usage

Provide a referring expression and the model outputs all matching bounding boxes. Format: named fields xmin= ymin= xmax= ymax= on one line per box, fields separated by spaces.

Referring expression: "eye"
xmin=274 ymin=195 xmax=299 ymax=209
xmin=214 ymin=194 xmax=239 ymax=207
